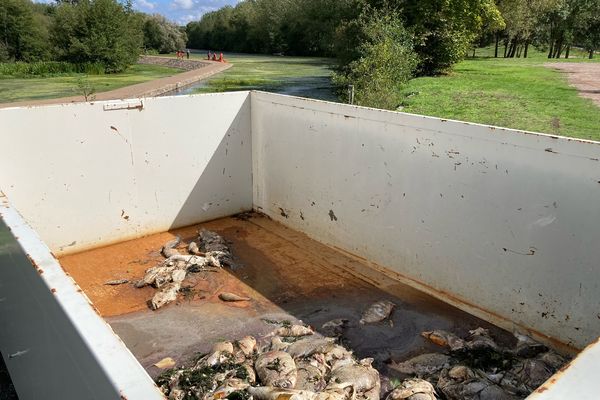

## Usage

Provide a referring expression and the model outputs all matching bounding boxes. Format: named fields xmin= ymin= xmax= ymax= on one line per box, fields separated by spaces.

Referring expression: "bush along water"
xmin=0 ymin=61 xmax=106 ymax=77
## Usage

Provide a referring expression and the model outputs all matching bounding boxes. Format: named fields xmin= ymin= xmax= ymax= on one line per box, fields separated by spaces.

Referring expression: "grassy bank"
xmin=402 ymin=49 xmax=600 ymax=141
xmin=187 ymin=53 xmax=336 ymax=100
xmin=0 ymin=64 xmax=179 ymax=103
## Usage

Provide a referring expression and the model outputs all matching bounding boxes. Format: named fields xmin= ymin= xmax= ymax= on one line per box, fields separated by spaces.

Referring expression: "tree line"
xmin=0 ymin=0 xmax=187 ymax=72
xmin=490 ymin=0 xmax=600 ymax=59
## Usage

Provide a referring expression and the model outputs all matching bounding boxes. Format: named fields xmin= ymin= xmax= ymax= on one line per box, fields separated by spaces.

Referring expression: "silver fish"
xmin=255 ymin=351 xmax=297 ymax=388
xmin=360 ymin=300 xmax=395 ymax=325
xmin=326 ymin=358 xmax=380 ymax=400
xmin=389 ymin=353 xmax=451 ymax=376
xmin=104 ymin=279 xmax=129 ymax=286
xmin=219 ymin=292 xmax=251 ymax=302
xmin=272 ymin=325 xmax=314 ymax=337
xmin=150 ymin=282 xmax=180 ymax=310
xmin=162 ymin=236 xmax=181 ymax=258
xmin=386 ymin=378 xmax=436 ymax=400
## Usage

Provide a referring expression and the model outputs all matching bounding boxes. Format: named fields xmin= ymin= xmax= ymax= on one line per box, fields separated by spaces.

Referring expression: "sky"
xmin=132 ymin=0 xmax=240 ymax=25
xmin=34 ymin=0 xmax=241 ymax=26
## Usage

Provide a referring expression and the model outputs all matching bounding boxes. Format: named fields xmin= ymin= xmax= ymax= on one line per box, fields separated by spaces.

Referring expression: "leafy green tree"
xmin=333 ymin=9 xmax=417 ymax=110
xmin=142 ymin=14 xmax=186 ymax=53
xmin=50 ymin=0 xmax=142 ymax=72
xmin=0 ymin=0 xmax=50 ymax=61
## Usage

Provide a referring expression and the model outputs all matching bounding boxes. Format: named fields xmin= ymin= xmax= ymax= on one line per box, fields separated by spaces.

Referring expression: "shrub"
xmin=0 ymin=61 xmax=106 ymax=77
xmin=333 ymin=9 xmax=418 ymax=110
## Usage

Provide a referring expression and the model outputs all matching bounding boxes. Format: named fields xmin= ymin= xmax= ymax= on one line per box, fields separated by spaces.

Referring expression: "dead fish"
xmin=272 ymin=325 xmax=314 ymax=337
xmin=438 ymin=368 xmax=518 ymax=400
xmin=327 ymin=358 xmax=380 ymax=400
xmin=512 ymin=332 xmax=548 ymax=358
xmin=389 ymin=353 xmax=451 ymax=376
xmin=104 ymin=279 xmax=129 ymax=286
xmin=360 ymin=300 xmax=395 ymax=325
xmin=151 ymin=282 xmax=180 ymax=310
xmin=448 ymin=365 xmax=476 ymax=381
xmin=188 ymin=241 xmax=201 ymax=255
xmin=510 ymin=358 xmax=554 ymax=391
xmin=321 ymin=318 xmax=349 ymax=337
xmin=169 ymin=388 xmax=185 ymax=400
xmin=237 ymin=336 xmax=257 ymax=356
xmin=386 ymin=378 xmax=436 ymax=400
xmin=162 ymin=236 xmax=181 ymax=258
xmin=286 ymin=336 xmax=336 ymax=358
xmin=270 ymin=336 xmax=291 ymax=352
xmin=205 ymin=341 xmax=234 ymax=367
xmin=247 ymin=387 xmax=316 ymax=400
xmin=211 ymin=378 xmax=250 ymax=399
xmin=466 ymin=328 xmax=501 ymax=353
xmin=255 ymin=351 xmax=297 ymax=388
xmin=295 ymin=361 xmax=326 ymax=392
xmin=136 ymin=265 xmax=175 ymax=288
xmin=219 ymin=292 xmax=251 ymax=302
xmin=323 ymin=344 xmax=354 ymax=366
xmin=314 ymin=389 xmax=352 ymax=400
xmin=421 ymin=330 xmax=466 ymax=351
xmin=538 ymin=351 xmax=566 ymax=369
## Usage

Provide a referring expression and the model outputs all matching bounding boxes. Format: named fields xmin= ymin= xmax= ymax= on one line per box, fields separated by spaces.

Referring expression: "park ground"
xmin=0 ymin=63 xmax=181 ymax=104
xmin=401 ymin=47 xmax=600 ymax=141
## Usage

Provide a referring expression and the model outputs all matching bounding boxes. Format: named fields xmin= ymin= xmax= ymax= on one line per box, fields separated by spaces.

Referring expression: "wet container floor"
xmin=59 ymin=213 xmax=516 ymax=380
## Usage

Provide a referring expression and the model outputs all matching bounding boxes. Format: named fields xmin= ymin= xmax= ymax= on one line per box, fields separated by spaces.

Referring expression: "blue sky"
xmin=34 ymin=0 xmax=241 ymax=25
xmin=133 ymin=0 xmax=240 ymax=25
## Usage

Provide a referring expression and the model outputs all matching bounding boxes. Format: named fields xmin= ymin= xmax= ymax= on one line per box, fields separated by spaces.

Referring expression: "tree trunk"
xmin=472 ymin=48 xmax=476 ymax=58
xmin=565 ymin=45 xmax=570 ymax=59
xmin=516 ymin=45 xmax=522 ymax=58
xmin=524 ymin=41 xmax=529 ymax=58
xmin=494 ymin=34 xmax=499 ymax=58
xmin=548 ymin=40 xmax=554 ymax=58
xmin=504 ymin=39 xmax=509 ymax=58
xmin=556 ymin=42 xmax=564 ymax=58
xmin=509 ymin=39 xmax=518 ymax=58
xmin=590 ymin=50 xmax=595 ymax=59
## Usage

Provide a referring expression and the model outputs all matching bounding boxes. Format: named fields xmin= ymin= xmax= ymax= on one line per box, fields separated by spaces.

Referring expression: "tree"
xmin=143 ymin=14 xmax=186 ymax=53
xmin=0 ymin=0 xmax=50 ymax=61
xmin=333 ymin=8 xmax=417 ymax=110
xmin=50 ymin=0 xmax=142 ymax=72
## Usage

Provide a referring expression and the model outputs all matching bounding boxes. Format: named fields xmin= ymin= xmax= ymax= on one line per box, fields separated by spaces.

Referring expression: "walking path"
xmin=546 ymin=62 xmax=600 ymax=107
xmin=0 ymin=56 xmax=231 ymax=109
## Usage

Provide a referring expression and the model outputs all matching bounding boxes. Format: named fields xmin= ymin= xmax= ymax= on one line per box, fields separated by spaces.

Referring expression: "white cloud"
xmin=136 ymin=0 xmax=156 ymax=10
xmin=172 ymin=0 xmax=194 ymax=10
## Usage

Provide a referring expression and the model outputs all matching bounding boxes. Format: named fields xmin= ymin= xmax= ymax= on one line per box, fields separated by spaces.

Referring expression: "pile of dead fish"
xmin=388 ymin=328 xmax=568 ymax=400
xmin=157 ymin=322 xmax=381 ymax=400
xmin=135 ymin=229 xmax=233 ymax=310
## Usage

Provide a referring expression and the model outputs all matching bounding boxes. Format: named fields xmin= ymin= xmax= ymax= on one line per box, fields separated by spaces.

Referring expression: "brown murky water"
xmin=59 ymin=213 xmax=516 ymax=379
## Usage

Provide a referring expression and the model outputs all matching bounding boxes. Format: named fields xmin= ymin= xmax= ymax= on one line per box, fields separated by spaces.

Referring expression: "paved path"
xmin=0 ymin=56 xmax=231 ymax=109
xmin=546 ymin=62 xmax=600 ymax=107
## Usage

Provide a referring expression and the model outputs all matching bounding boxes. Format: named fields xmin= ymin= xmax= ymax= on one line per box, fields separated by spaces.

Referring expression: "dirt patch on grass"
xmin=546 ymin=63 xmax=600 ymax=107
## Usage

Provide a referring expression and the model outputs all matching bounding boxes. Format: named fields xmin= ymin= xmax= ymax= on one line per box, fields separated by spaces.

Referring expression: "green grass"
xmin=186 ymin=53 xmax=334 ymax=95
xmin=402 ymin=49 xmax=600 ymax=141
xmin=0 ymin=64 xmax=180 ymax=103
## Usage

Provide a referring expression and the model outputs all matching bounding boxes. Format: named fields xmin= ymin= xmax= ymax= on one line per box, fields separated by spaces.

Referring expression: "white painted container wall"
xmin=252 ymin=92 xmax=600 ymax=351
xmin=1 ymin=91 xmax=599 ymax=399
xmin=0 ymin=92 xmax=253 ymax=255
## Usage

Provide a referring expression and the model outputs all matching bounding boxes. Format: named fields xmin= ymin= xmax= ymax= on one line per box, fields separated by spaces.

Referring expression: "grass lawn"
xmin=186 ymin=52 xmax=335 ymax=100
xmin=0 ymin=64 xmax=180 ymax=104
xmin=402 ymin=47 xmax=600 ymax=141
